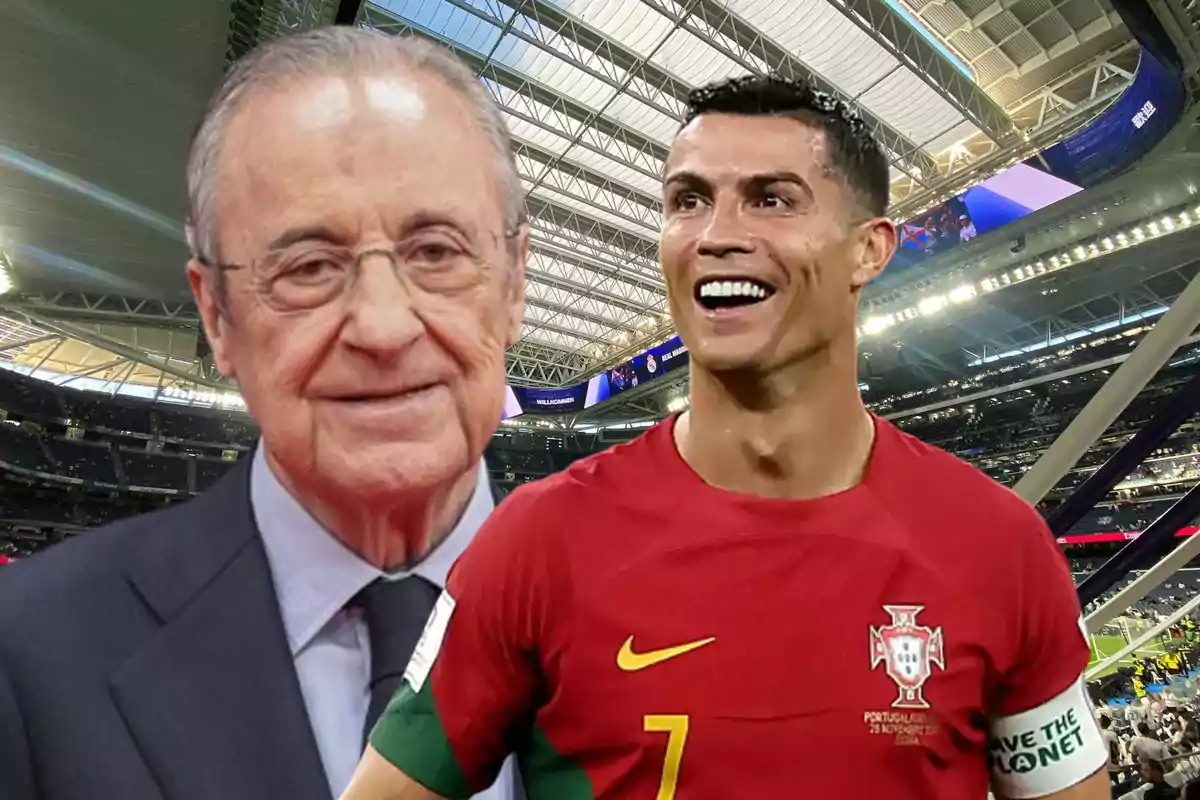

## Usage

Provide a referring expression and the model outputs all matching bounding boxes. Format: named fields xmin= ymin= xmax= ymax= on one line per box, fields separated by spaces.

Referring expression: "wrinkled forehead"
xmin=664 ymin=113 xmax=834 ymax=188
xmin=216 ymin=71 xmax=507 ymax=251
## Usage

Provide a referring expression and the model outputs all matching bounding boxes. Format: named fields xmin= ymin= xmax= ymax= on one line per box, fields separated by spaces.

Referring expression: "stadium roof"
xmin=0 ymin=0 xmax=1191 ymax=410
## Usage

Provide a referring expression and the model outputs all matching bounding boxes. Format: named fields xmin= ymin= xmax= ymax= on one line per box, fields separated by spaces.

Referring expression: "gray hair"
xmin=185 ymin=27 xmax=525 ymax=264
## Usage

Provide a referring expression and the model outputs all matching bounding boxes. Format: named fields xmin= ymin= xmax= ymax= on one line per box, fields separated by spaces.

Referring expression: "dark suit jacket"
xmin=0 ymin=458 xmax=515 ymax=800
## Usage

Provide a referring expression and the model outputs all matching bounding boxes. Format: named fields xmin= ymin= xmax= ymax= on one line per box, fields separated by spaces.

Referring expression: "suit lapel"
xmin=111 ymin=457 xmax=331 ymax=800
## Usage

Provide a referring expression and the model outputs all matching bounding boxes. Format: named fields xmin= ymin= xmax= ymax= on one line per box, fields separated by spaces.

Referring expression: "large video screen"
xmin=888 ymin=162 xmax=1083 ymax=273
xmin=498 ymin=337 xmax=689 ymax=419
xmin=605 ymin=336 xmax=689 ymax=399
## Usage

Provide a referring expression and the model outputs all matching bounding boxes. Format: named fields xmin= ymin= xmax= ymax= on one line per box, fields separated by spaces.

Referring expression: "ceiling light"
xmin=1102 ymin=238 xmax=1114 ymax=250
xmin=1133 ymin=227 xmax=1145 ymax=240
xmin=1163 ymin=216 xmax=1176 ymax=231
xmin=1074 ymin=246 xmax=1086 ymax=259
xmin=1148 ymin=221 xmax=1161 ymax=235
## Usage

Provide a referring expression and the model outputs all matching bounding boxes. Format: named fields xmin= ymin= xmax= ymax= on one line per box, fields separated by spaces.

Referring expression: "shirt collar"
xmin=251 ymin=445 xmax=495 ymax=655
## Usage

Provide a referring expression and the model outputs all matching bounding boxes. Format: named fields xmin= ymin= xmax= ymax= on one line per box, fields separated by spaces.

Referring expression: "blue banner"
xmin=1037 ymin=48 xmax=1184 ymax=188
xmin=511 ymin=384 xmax=589 ymax=414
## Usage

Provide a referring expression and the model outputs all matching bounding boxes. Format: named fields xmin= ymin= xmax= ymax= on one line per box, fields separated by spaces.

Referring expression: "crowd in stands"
xmin=0 ymin=368 xmax=610 ymax=557
xmin=4 ymin=318 xmax=1200 ymax=561
xmin=1098 ymin=688 xmax=1200 ymax=798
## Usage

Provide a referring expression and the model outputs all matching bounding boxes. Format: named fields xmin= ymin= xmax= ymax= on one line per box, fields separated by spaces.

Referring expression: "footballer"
xmin=340 ymin=75 xmax=1109 ymax=800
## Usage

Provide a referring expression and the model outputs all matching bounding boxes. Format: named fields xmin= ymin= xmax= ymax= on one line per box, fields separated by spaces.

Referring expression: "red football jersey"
xmin=372 ymin=416 xmax=1105 ymax=799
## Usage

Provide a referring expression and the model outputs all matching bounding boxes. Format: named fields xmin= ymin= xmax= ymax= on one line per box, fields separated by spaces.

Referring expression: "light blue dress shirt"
xmin=251 ymin=448 xmax=515 ymax=799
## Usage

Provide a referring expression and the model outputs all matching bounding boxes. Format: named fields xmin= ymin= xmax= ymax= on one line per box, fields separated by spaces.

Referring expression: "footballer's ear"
xmin=851 ymin=217 xmax=896 ymax=289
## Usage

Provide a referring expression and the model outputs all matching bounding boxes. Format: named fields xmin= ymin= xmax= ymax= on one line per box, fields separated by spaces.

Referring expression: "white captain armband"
xmin=988 ymin=676 xmax=1106 ymax=798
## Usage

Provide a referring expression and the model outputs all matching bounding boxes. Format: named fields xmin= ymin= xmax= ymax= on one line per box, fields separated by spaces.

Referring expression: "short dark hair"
xmin=681 ymin=74 xmax=890 ymax=217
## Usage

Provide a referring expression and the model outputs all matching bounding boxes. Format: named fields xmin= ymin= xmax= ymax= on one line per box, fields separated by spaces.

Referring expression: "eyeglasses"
xmin=197 ymin=226 xmax=520 ymax=313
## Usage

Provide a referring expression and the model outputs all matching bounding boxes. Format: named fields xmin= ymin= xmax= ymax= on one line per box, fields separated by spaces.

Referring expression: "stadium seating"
xmin=3 ymin=327 xmax=1200 ymax=561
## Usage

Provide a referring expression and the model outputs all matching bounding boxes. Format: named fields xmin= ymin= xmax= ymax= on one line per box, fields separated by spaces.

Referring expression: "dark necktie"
xmin=355 ymin=575 xmax=441 ymax=744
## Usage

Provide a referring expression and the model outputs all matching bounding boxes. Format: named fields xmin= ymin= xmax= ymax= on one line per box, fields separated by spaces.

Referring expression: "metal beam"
xmin=525 ymin=260 xmax=663 ymax=319
xmin=1047 ymin=368 xmax=1200 ymax=535
xmin=514 ymin=142 xmax=661 ymax=235
xmin=525 ymin=196 xmax=659 ymax=270
xmin=1014 ymin=262 xmax=1200 ymax=504
xmin=440 ymin=0 xmax=688 ymax=121
xmin=0 ymin=333 xmax=58 ymax=354
xmin=637 ymin=0 xmax=941 ymax=183
xmin=837 ymin=0 xmax=1016 ymax=142
xmin=362 ymin=3 xmax=670 ymax=178
xmin=7 ymin=292 xmax=202 ymax=331
xmin=521 ymin=2 xmax=691 ymax=204
xmin=880 ymin=331 xmax=1200 ymax=421
xmin=55 ymin=358 xmax=130 ymax=387
xmin=0 ymin=305 xmax=229 ymax=390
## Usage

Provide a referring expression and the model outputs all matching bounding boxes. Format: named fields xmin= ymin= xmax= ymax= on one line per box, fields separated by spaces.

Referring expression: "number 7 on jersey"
xmin=644 ymin=715 xmax=689 ymax=800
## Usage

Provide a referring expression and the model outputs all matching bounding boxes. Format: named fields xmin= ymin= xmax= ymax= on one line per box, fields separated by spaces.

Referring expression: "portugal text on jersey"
xmin=370 ymin=416 xmax=1106 ymax=798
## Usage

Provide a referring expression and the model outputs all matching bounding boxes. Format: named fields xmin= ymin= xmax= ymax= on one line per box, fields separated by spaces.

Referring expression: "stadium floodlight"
xmin=861 ymin=314 xmax=894 ymax=335
xmin=948 ymin=284 xmax=976 ymax=304
xmin=918 ymin=295 xmax=948 ymax=316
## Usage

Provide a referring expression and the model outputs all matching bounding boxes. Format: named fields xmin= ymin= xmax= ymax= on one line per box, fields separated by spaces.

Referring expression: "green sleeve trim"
xmin=516 ymin=725 xmax=596 ymax=800
xmin=369 ymin=682 xmax=474 ymax=800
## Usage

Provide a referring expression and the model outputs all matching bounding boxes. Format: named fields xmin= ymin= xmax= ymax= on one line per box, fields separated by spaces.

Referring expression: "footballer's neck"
xmin=678 ymin=343 xmax=874 ymax=500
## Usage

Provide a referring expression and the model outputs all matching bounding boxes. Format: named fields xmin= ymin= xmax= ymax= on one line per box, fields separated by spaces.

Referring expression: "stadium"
xmin=3 ymin=0 xmax=1200 ymax=797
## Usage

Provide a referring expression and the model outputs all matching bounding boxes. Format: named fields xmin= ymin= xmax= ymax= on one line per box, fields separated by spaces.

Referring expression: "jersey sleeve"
xmin=987 ymin=504 xmax=1106 ymax=798
xmin=369 ymin=486 xmax=564 ymax=798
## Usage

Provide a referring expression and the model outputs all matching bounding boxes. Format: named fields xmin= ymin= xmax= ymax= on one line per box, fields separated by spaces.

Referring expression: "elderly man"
xmin=0 ymin=28 xmax=525 ymax=800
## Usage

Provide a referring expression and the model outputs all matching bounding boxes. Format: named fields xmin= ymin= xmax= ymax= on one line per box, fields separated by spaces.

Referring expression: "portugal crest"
xmin=869 ymin=605 xmax=945 ymax=709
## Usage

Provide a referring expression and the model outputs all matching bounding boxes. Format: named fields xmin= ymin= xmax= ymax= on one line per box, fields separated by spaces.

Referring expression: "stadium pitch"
xmin=1087 ymin=634 xmax=1171 ymax=678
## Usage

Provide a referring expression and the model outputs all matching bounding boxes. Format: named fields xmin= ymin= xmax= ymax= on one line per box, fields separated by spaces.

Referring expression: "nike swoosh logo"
xmin=617 ymin=635 xmax=716 ymax=671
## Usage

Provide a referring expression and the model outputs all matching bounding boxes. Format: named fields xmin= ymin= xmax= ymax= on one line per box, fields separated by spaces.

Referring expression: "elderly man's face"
xmin=188 ymin=69 xmax=525 ymax=503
